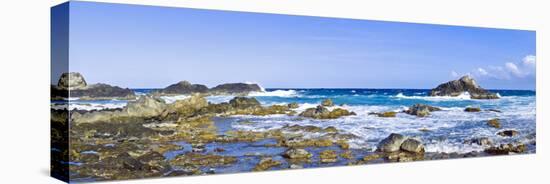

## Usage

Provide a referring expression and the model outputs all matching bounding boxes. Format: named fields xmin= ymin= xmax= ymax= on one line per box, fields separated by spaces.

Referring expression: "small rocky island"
xmin=51 ymin=72 xmax=135 ymax=100
xmin=430 ymin=75 xmax=499 ymax=99
xmin=156 ymin=80 xmax=263 ymax=96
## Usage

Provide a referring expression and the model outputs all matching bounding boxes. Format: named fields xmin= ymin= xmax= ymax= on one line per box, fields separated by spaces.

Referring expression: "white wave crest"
xmin=248 ymin=90 xmax=299 ymax=97
xmin=394 ymin=92 xmax=472 ymax=101
xmin=159 ymin=95 xmax=190 ymax=104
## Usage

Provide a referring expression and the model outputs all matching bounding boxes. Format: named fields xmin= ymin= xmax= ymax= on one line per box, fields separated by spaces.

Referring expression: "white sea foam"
xmin=51 ymin=102 xmax=127 ymax=111
xmin=248 ymin=90 xmax=300 ymax=97
xmin=394 ymin=92 xmax=473 ymax=101
xmin=159 ymin=95 xmax=190 ymax=104
xmin=228 ymin=99 xmax=536 ymax=151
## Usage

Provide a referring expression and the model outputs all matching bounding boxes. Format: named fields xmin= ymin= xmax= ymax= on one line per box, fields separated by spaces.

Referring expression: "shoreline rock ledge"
xmin=429 ymin=75 xmax=499 ymax=99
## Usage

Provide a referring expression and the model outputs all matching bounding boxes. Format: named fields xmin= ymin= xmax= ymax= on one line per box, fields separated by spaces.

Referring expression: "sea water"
xmin=54 ymin=88 xmax=536 ymax=154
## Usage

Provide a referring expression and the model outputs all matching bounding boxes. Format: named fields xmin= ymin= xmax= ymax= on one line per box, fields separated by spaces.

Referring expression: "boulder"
xmin=125 ymin=96 xmax=167 ymax=117
xmin=72 ymin=95 xmax=167 ymax=124
xmin=158 ymin=81 xmax=208 ymax=94
xmin=405 ymin=104 xmax=441 ymax=117
xmin=485 ymin=143 xmax=526 ymax=155
xmin=287 ymin=102 xmax=299 ymax=109
xmin=209 ymin=83 xmax=262 ymax=95
xmin=429 ymin=75 xmax=499 ymax=99
xmin=299 ymin=105 xmax=355 ymax=119
xmin=464 ymin=107 xmax=481 ymax=112
xmin=487 ymin=118 xmax=501 ymax=128
xmin=229 ymin=97 xmax=261 ymax=109
xmin=282 ymin=148 xmax=312 ymax=160
xmin=497 ymin=130 xmax=519 ymax=137
xmin=377 ymin=133 xmax=406 ymax=152
xmin=253 ymin=157 xmax=281 ymax=171
xmin=400 ymin=138 xmax=425 ymax=153
xmin=321 ymin=99 xmax=334 ymax=107
xmin=57 ymin=72 xmax=87 ymax=90
xmin=319 ymin=150 xmax=338 ymax=163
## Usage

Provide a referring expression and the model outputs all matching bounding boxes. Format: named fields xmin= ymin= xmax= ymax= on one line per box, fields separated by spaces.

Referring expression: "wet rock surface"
xmin=299 ymin=105 xmax=355 ymax=119
xmin=404 ymin=104 xmax=441 ymax=117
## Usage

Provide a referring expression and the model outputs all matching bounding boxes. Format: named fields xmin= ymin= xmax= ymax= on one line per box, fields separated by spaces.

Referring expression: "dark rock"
xmin=400 ymin=138 xmax=425 ymax=153
xmin=229 ymin=97 xmax=261 ymax=109
xmin=497 ymin=130 xmax=519 ymax=137
xmin=405 ymin=104 xmax=441 ymax=117
xmin=299 ymin=105 xmax=355 ymax=119
xmin=158 ymin=81 xmax=208 ymax=94
xmin=70 ymin=83 xmax=135 ymax=99
xmin=53 ymin=72 xmax=135 ymax=100
xmin=487 ymin=109 xmax=502 ymax=113
xmin=429 ymin=75 xmax=499 ymax=99
xmin=487 ymin=118 xmax=501 ymax=128
xmin=287 ymin=102 xmax=299 ymax=109
xmin=377 ymin=133 xmax=406 ymax=152
xmin=464 ymin=107 xmax=481 ymax=112
xmin=485 ymin=144 xmax=526 ymax=155
xmin=210 ymin=83 xmax=262 ymax=95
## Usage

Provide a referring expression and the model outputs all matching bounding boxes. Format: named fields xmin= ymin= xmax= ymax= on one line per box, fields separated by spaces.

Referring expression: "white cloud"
xmin=455 ymin=55 xmax=536 ymax=80
xmin=505 ymin=62 xmax=522 ymax=77
xmin=477 ymin=68 xmax=488 ymax=75
xmin=522 ymin=55 xmax=536 ymax=67
xmin=450 ymin=71 xmax=459 ymax=78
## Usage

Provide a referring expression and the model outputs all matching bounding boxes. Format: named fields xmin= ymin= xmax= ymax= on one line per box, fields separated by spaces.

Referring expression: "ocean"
xmin=53 ymin=88 xmax=536 ymax=154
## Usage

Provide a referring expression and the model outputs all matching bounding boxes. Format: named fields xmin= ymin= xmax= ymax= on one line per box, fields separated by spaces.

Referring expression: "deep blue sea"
xmin=54 ymin=88 xmax=536 ymax=154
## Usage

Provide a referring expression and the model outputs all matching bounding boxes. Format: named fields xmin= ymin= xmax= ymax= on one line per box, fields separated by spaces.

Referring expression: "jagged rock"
xmin=299 ymin=105 xmax=355 ymax=119
xmin=429 ymin=75 xmax=499 ymax=99
xmin=253 ymin=157 xmax=281 ymax=171
xmin=69 ymin=83 xmax=135 ymax=99
xmin=319 ymin=150 xmax=338 ymax=163
xmin=404 ymin=104 xmax=441 ymax=117
xmin=282 ymin=148 xmax=312 ymax=160
xmin=464 ymin=107 xmax=481 ymax=112
xmin=162 ymin=94 xmax=208 ymax=119
xmin=158 ymin=81 xmax=208 ymax=94
xmin=321 ymin=99 xmax=334 ymax=107
xmin=487 ymin=118 xmax=501 ymax=128
xmin=53 ymin=72 xmax=135 ymax=99
xmin=57 ymin=72 xmax=87 ymax=90
xmin=210 ymin=83 xmax=262 ymax=95
xmin=485 ymin=143 xmax=526 ymax=155
xmin=497 ymin=130 xmax=519 ymax=137
xmin=287 ymin=102 xmax=299 ymax=109
xmin=72 ymin=95 xmax=167 ymax=124
xmin=229 ymin=97 xmax=261 ymax=109
xmin=400 ymin=138 xmax=425 ymax=153
xmin=377 ymin=133 xmax=407 ymax=152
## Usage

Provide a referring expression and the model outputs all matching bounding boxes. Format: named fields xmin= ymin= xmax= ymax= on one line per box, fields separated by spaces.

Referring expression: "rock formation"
xmin=209 ymin=83 xmax=262 ymax=95
xmin=158 ymin=81 xmax=208 ymax=94
xmin=429 ymin=75 xmax=499 ymax=99
xmin=52 ymin=72 xmax=135 ymax=100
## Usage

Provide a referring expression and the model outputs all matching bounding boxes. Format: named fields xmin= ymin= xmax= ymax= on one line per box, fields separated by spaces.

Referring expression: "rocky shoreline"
xmin=51 ymin=73 xmax=534 ymax=182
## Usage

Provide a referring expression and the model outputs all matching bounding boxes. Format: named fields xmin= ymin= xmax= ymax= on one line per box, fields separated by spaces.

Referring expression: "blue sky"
xmin=60 ymin=1 xmax=536 ymax=89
